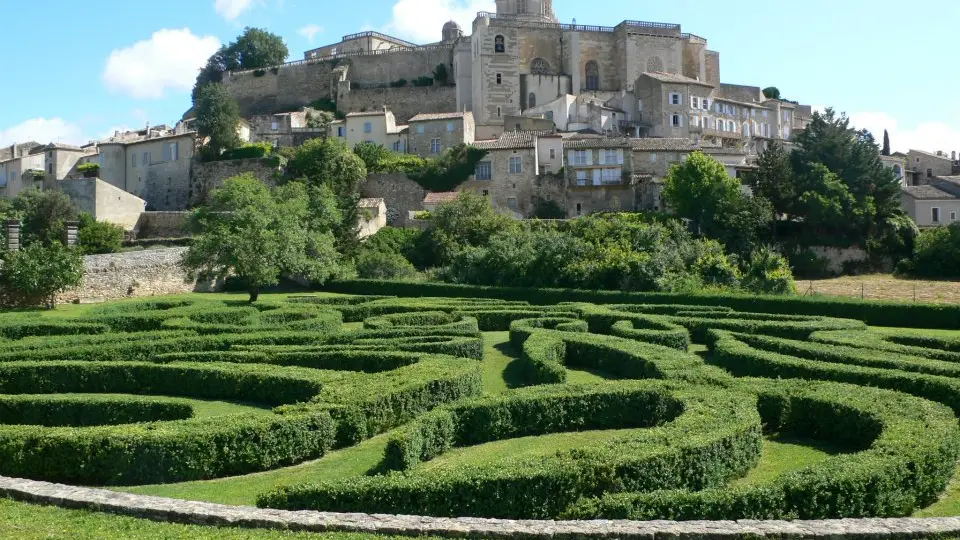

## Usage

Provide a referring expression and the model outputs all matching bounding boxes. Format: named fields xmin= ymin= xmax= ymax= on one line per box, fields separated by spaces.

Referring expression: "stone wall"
xmin=190 ymin=158 xmax=280 ymax=207
xmin=347 ymin=48 xmax=454 ymax=87
xmin=222 ymin=61 xmax=339 ymax=117
xmin=133 ymin=212 xmax=190 ymax=239
xmin=810 ymin=245 xmax=874 ymax=274
xmin=362 ymin=173 xmax=427 ymax=227
xmin=59 ymin=247 xmax=219 ymax=304
xmin=337 ymin=86 xmax=458 ymax=125
xmin=59 ymin=178 xmax=147 ymax=230
xmin=2 ymin=474 xmax=960 ymax=539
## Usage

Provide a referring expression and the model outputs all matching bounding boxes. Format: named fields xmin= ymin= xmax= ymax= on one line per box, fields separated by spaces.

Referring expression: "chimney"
xmin=937 ymin=150 xmax=944 ymax=157
xmin=63 ymin=221 xmax=80 ymax=248
xmin=953 ymin=151 xmax=957 ymax=161
xmin=4 ymin=220 xmax=21 ymax=252
xmin=9 ymin=144 xmax=16 ymax=159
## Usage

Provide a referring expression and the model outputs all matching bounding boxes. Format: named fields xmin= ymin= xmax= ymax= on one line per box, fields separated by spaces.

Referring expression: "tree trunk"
xmin=248 ymin=287 xmax=260 ymax=303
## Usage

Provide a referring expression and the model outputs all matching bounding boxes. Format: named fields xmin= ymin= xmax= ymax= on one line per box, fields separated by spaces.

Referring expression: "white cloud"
xmin=102 ymin=28 xmax=221 ymax=100
xmin=0 ymin=118 xmax=84 ymax=146
xmin=215 ymin=0 xmax=254 ymax=21
xmin=298 ymin=24 xmax=324 ymax=44
xmin=383 ymin=0 xmax=494 ymax=43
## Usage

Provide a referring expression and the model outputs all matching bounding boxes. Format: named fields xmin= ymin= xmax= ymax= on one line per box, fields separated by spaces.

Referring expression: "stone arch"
xmin=647 ymin=56 xmax=664 ymax=73
xmin=585 ymin=60 xmax=600 ymax=91
xmin=528 ymin=92 xmax=537 ymax=107
xmin=495 ymin=35 xmax=505 ymax=53
xmin=530 ymin=58 xmax=551 ymax=75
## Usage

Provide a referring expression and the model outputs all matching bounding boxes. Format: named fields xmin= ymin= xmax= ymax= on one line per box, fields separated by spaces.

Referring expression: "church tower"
xmin=495 ymin=0 xmax=558 ymax=23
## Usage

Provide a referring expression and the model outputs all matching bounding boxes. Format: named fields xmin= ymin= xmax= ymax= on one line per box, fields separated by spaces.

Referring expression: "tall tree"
xmin=193 ymin=27 xmax=289 ymax=102
xmin=11 ymin=190 xmax=78 ymax=247
xmin=882 ymin=129 xmax=891 ymax=156
xmin=762 ymin=87 xmax=781 ymax=100
xmin=287 ymin=138 xmax=368 ymax=255
xmin=183 ymin=174 xmax=340 ymax=302
xmin=194 ymin=84 xmax=242 ymax=160
xmin=747 ymin=141 xmax=795 ymax=218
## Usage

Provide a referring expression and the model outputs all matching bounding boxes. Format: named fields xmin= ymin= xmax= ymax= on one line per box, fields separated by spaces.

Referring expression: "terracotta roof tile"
xmin=903 ymin=185 xmax=957 ymax=200
xmin=423 ymin=192 xmax=461 ymax=204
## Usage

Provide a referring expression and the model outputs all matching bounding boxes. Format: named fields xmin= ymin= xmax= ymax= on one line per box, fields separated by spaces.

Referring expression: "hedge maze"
xmin=1 ymin=291 xmax=960 ymax=522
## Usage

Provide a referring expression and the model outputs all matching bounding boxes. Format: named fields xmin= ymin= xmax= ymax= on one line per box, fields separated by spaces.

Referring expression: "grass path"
xmin=0 ymin=497 xmax=428 ymax=539
xmin=733 ymin=435 xmax=845 ymax=487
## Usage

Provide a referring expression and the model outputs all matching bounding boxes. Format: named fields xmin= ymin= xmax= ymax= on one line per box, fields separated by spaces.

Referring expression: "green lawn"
xmin=0 ymin=497 xmax=431 ymax=540
xmin=733 ymin=435 xmax=846 ymax=487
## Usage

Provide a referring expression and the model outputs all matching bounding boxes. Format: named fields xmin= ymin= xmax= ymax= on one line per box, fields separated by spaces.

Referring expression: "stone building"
xmin=563 ymin=136 xmax=637 ymax=216
xmin=0 ymin=143 xmax=44 ymax=199
xmin=466 ymin=131 xmax=542 ymax=217
xmin=902 ymin=182 xmax=960 ymax=227
xmin=905 ymin=149 xmax=955 ymax=186
xmin=407 ymin=111 xmax=476 ymax=157
xmin=335 ymin=109 xmax=409 ymax=152
xmin=880 ymin=154 xmax=907 ymax=186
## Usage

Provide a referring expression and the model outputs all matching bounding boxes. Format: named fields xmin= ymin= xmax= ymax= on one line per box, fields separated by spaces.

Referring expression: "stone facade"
xmin=467 ymin=132 xmax=540 ymax=217
xmin=407 ymin=112 xmax=475 ymax=158
xmin=58 ymin=178 xmax=147 ymax=231
xmin=361 ymin=173 xmax=427 ymax=227
xmin=3 ymin=474 xmax=960 ymax=539
xmin=906 ymin=149 xmax=955 ymax=185
xmin=190 ymin=158 xmax=281 ymax=208
xmin=337 ymin=86 xmax=458 ymax=126
xmin=133 ymin=211 xmax=191 ymax=239
xmin=58 ymin=247 xmax=220 ymax=304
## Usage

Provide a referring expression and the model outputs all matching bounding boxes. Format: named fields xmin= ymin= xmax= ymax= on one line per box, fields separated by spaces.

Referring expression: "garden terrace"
xmin=2 ymin=289 xmax=960 ymax=538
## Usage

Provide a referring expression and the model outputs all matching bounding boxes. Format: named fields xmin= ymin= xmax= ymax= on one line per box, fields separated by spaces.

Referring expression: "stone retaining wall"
xmin=58 ymin=247 xmax=220 ymax=304
xmin=0 ymin=474 xmax=959 ymax=538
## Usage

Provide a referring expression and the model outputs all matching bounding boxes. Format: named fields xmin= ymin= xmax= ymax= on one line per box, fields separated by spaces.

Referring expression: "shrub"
xmin=77 ymin=214 xmax=124 ymax=254
xmin=0 ymin=242 xmax=84 ymax=308
xmin=354 ymin=250 xmax=417 ymax=280
xmin=741 ymin=246 xmax=796 ymax=295
xmin=219 ymin=142 xmax=274 ymax=161
xmin=76 ymin=162 xmax=100 ymax=178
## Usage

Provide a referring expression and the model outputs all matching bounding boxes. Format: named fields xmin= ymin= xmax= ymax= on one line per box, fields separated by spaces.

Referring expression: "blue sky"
xmin=1 ymin=0 xmax=956 ymax=153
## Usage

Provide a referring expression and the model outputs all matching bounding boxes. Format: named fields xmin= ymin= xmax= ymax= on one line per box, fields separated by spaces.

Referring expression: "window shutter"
xmin=585 ymin=151 xmax=593 ymax=166
xmin=162 ymin=144 xmax=170 ymax=162
xmin=593 ymin=169 xmax=601 ymax=186
xmin=617 ymin=149 xmax=624 ymax=164
xmin=568 ymin=150 xmax=576 ymax=164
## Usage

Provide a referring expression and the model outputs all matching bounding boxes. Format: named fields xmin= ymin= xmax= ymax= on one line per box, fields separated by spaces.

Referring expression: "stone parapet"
xmin=0 ymin=474 xmax=959 ymax=538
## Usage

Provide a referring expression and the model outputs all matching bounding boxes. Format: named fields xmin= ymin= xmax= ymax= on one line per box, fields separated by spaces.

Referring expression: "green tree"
xmin=287 ymin=138 xmax=368 ymax=255
xmin=408 ymin=144 xmax=488 ymax=191
xmin=762 ymin=87 xmax=781 ymax=100
xmin=428 ymin=191 xmax=515 ymax=264
xmin=77 ymin=213 xmax=124 ymax=255
xmin=432 ymin=63 xmax=450 ymax=85
xmin=747 ymin=141 xmax=795 ymax=218
xmin=11 ymin=190 xmax=78 ymax=247
xmin=194 ymin=84 xmax=242 ymax=160
xmin=663 ymin=152 xmax=742 ymax=231
xmin=183 ymin=174 xmax=340 ymax=302
xmin=882 ymin=129 xmax=891 ymax=156
xmin=908 ymin=223 xmax=960 ymax=278
xmin=353 ymin=142 xmax=391 ymax=173
xmin=193 ymin=27 xmax=289 ymax=102
xmin=0 ymin=242 xmax=84 ymax=308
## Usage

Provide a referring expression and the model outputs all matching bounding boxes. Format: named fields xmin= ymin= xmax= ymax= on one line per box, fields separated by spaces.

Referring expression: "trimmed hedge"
xmin=258 ymin=383 xmax=762 ymax=519
xmin=0 ymin=394 xmax=193 ymax=427
xmin=812 ymin=330 xmax=960 ymax=363
xmin=564 ymin=378 xmax=960 ymax=520
xmin=322 ymin=279 xmax=960 ymax=329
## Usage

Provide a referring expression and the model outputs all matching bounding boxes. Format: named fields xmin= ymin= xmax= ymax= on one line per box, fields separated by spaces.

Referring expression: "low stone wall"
xmin=190 ymin=158 xmax=280 ymax=207
xmin=1 ymin=474 xmax=959 ymax=538
xmin=133 ymin=211 xmax=190 ymax=239
xmin=810 ymin=245 xmax=871 ymax=274
xmin=59 ymin=247 xmax=219 ymax=304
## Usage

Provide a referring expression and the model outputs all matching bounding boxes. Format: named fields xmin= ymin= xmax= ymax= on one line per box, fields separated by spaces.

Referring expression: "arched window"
xmin=528 ymin=92 xmax=536 ymax=107
xmin=585 ymin=60 xmax=600 ymax=91
xmin=894 ymin=164 xmax=902 ymax=178
xmin=530 ymin=58 xmax=550 ymax=75
xmin=494 ymin=35 xmax=505 ymax=53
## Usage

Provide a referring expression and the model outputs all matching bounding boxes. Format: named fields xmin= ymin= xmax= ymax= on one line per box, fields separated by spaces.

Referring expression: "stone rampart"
xmin=362 ymin=173 xmax=427 ymax=227
xmin=1 ymin=474 xmax=960 ymax=539
xmin=337 ymin=85 xmax=458 ymax=124
xmin=59 ymin=247 xmax=219 ymax=304
xmin=190 ymin=158 xmax=280 ymax=207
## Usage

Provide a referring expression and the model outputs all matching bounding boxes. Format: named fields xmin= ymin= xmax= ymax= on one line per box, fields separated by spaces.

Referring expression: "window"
xmin=933 ymin=207 xmax=941 ymax=224
xmin=691 ymin=116 xmax=700 ymax=128
xmin=637 ymin=99 xmax=644 ymax=112
xmin=572 ymin=150 xmax=588 ymax=165
xmin=601 ymin=168 xmax=620 ymax=185
xmin=893 ymin=165 xmax=902 ymax=178
xmin=509 ymin=156 xmax=522 ymax=174
xmin=691 ymin=96 xmax=699 ymax=109
xmin=716 ymin=103 xmax=722 ymax=113
xmin=545 ymin=111 xmax=554 ymax=121
xmin=650 ymin=153 xmax=658 ymax=162
xmin=494 ymin=35 xmax=505 ymax=53
xmin=576 ymin=203 xmax=582 ymax=216
xmin=507 ymin=197 xmax=517 ymax=209
xmin=530 ymin=58 xmax=550 ymax=75
xmin=783 ymin=111 xmax=790 ymax=121
xmin=763 ymin=110 xmax=769 ymax=118
xmin=927 ymin=168 xmax=933 ymax=178
xmin=364 ymin=122 xmax=372 ymax=134
xmin=170 ymin=143 xmax=179 ymax=161
xmin=585 ymin=61 xmax=600 ymax=91
xmin=549 ymin=148 xmax=556 ymax=159
xmin=482 ymin=189 xmax=489 ymax=196
xmin=701 ymin=99 xmax=709 ymax=111
xmin=475 ymin=161 xmax=492 ymax=180
xmin=47 ymin=163 xmax=52 ymax=174
xmin=271 ymin=121 xmax=279 ymax=131
xmin=337 ymin=126 xmax=345 ymax=137
xmin=131 ymin=153 xmax=137 ymax=168
xmin=417 ymin=125 xmax=425 ymax=134
xmin=576 ymin=170 xmax=588 ymax=186
xmin=497 ymin=106 xmax=502 ymax=118
xmin=446 ymin=122 xmax=455 ymax=132
xmin=952 ymin=212 xmax=957 ymax=222
xmin=604 ymin=149 xmax=618 ymax=164
xmin=669 ymin=92 xmax=681 ymax=105
xmin=671 ymin=114 xmax=682 ymax=127
xmin=514 ymin=0 xmax=526 ymax=13
xmin=528 ymin=92 xmax=536 ymax=107
xmin=430 ymin=138 xmax=442 ymax=154
xmin=142 ymin=152 xmax=150 ymax=166
xmin=496 ymin=73 xmax=502 ymax=85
